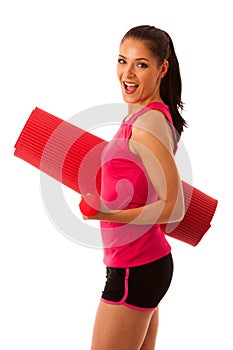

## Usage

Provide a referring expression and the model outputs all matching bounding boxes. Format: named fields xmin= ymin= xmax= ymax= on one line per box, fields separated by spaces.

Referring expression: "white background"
xmin=1 ymin=0 xmax=232 ymax=349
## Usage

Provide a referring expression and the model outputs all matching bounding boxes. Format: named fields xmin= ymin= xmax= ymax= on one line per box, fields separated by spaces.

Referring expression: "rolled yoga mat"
xmin=14 ymin=107 xmax=218 ymax=246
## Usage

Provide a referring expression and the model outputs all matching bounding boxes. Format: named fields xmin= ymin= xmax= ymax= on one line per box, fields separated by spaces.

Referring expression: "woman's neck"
xmin=127 ymin=98 xmax=164 ymax=118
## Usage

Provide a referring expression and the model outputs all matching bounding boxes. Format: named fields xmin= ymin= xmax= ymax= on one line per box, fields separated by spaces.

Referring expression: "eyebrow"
xmin=118 ymin=54 xmax=149 ymax=62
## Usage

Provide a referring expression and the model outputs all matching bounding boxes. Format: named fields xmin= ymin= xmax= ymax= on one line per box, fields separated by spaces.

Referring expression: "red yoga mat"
xmin=14 ymin=107 xmax=218 ymax=246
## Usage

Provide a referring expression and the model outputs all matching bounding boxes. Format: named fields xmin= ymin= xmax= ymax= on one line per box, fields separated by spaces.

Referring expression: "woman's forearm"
xmin=93 ymin=196 xmax=184 ymax=225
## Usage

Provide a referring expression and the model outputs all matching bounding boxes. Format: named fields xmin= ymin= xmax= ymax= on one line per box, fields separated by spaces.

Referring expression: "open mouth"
xmin=123 ymin=81 xmax=139 ymax=94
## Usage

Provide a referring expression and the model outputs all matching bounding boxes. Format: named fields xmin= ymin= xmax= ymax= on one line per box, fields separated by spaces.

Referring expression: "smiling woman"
xmin=117 ymin=40 xmax=168 ymax=105
xmin=80 ymin=25 xmax=188 ymax=350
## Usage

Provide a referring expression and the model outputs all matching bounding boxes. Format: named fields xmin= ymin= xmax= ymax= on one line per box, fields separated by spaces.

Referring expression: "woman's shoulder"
xmin=132 ymin=109 xmax=175 ymax=153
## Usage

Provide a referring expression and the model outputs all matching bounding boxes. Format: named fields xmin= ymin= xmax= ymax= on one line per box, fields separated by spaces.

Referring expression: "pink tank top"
xmin=100 ymin=102 xmax=177 ymax=268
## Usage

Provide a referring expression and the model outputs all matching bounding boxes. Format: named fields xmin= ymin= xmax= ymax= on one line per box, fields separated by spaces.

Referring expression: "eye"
xmin=137 ymin=62 xmax=148 ymax=68
xmin=118 ymin=58 xmax=126 ymax=64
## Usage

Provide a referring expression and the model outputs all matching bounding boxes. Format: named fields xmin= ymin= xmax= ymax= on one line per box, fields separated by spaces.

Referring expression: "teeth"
xmin=124 ymin=82 xmax=138 ymax=87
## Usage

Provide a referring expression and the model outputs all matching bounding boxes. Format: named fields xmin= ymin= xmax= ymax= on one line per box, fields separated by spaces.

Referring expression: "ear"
xmin=160 ymin=60 xmax=169 ymax=78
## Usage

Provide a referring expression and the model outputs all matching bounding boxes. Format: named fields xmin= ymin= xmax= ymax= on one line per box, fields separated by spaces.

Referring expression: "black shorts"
xmin=101 ymin=253 xmax=173 ymax=311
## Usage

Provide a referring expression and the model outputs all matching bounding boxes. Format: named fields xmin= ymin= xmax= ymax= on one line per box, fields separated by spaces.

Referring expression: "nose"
xmin=123 ymin=63 xmax=135 ymax=78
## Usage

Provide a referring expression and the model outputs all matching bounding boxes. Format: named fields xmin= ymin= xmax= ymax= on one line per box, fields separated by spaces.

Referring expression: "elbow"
xmin=170 ymin=184 xmax=186 ymax=222
xmin=174 ymin=201 xmax=185 ymax=222
xmin=165 ymin=197 xmax=185 ymax=223
xmin=178 ymin=188 xmax=186 ymax=221
xmin=159 ymin=182 xmax=186 ymax=224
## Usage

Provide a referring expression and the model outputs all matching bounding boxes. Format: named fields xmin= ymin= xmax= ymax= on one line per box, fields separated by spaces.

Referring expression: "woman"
xmin=81 ymin=25 xmax=187 ymax=350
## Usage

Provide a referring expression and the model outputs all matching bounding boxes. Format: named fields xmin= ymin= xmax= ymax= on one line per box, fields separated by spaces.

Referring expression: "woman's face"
xmin=117 ymin=38 xmax=168 ymax=106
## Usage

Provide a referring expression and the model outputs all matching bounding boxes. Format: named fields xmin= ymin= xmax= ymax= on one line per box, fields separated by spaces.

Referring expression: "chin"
xmin=122 ymin=93 xmax=139 ymax=104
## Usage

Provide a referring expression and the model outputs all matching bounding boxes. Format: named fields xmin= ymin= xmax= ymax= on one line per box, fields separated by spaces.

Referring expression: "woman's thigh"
xmin=91 ymin=301 xmax=154 ymax=350
xmin=140 ymin=307 xmax=159 ymax=350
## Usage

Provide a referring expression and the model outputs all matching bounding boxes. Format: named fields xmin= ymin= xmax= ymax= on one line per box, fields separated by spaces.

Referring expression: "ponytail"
xmin=121 ymin=25 xmax=187 ymax=141
xmin=160 ymin=31 xmax=187 ymax=140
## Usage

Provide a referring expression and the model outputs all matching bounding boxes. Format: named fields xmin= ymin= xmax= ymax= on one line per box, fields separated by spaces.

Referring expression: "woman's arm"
xmin=83 ymin=111 xmax=185 ymax=225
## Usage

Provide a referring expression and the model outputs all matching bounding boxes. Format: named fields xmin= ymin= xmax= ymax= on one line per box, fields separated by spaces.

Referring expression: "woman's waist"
xmin=100 ymin=220 xmax=162 ymax=249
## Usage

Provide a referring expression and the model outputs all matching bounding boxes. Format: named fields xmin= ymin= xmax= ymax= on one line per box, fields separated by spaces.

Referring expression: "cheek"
xmin=141 ymin=74 xmax=156 ymax=89
xmin=117 ymin=65 xmax=123 ymax=80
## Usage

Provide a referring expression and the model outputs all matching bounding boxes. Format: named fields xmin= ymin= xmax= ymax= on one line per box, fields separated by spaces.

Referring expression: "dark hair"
xmin=121 ymin=25 xmax=187 ymax=140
